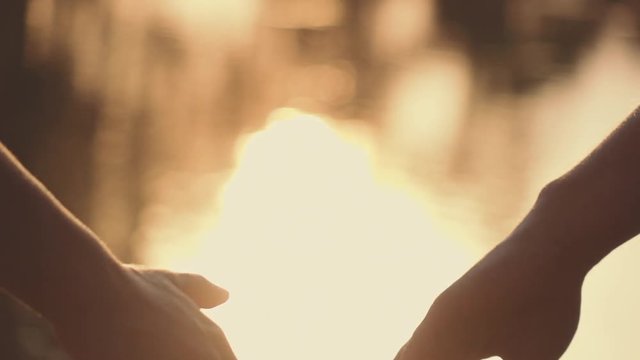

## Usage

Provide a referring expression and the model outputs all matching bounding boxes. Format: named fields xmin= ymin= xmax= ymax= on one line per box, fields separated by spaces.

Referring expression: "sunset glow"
xmin=146 ymin=109 xmax=477 ymax=360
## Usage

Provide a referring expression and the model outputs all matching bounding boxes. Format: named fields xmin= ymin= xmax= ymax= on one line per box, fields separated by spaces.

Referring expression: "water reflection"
xmin=2 ymin=0 xmax=640 ymax=358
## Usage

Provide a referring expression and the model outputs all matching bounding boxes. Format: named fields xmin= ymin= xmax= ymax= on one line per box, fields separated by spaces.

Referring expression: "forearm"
xmin=397 ymin=108 xmax=640 ymax=360
xmin=0 ymin=143 xmax=125 ymax=325
xmin=514 ymin=107 xmax=640 ymax=272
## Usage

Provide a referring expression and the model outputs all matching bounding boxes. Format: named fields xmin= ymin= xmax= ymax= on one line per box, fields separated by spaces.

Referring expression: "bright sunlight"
xmin=148 ymin=108 xmax=479 ymax=360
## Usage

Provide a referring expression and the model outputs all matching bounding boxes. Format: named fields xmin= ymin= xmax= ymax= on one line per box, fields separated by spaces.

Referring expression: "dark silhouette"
xmin=395 ymin=107 xmax=640 ymax=359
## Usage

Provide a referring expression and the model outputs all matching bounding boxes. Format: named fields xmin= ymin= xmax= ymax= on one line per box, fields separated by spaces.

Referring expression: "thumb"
xmin=166 ymin=272 xmax=230 ymax=309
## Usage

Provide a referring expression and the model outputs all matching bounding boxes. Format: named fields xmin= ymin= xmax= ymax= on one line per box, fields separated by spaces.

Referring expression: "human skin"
xmin=4 ymin=106 xmax=639 ymax=360
xmin=395 ymin=107 xmax=640 ymax=359
xmin=0 ymin=142 xmax=237 ymax=360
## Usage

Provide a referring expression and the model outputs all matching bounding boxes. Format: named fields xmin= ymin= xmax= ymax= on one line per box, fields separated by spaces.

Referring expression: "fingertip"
xmin=180 ymin=273 xmax=230 ymax=309
xmin=202 ymin=282 xmax=230 ymax=309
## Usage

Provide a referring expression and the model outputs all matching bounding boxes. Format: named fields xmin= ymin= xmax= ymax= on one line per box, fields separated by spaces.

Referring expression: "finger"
xmin=399 ymin=324 xmax=481 ymax=360
xmin=393 ymin=344 xmax=410 ymax=360
xmin=206 ymin=321 xmax=238 ymax=360
xmin=167 ymin=272 xmax=230 ymax=309
xmin=394 ymin=336 xmax=450 ymax=360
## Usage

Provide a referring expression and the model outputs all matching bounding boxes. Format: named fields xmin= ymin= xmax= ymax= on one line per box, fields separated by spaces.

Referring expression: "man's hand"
xmin=396 ymin=231 xmax=585 ymax=360
xmin=394 ymin=105 xmax=640 ymax=359
xmin=54 ymin=266 xmax=236 ymax=360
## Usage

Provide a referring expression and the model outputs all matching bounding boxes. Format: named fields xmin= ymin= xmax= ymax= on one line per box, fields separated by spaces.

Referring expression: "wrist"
xmin=3 ymin=215 xmax=127 ymax=329
xmin=0 ymin=144 xmax=128 ymax=327
xmin=514 ymin=177 xmax=637 ymax=275
xmin=39 ymin=231 xmax=127 ymax=329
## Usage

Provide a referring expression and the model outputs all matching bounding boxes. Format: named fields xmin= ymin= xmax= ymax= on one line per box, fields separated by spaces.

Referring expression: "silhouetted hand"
xmin=396 ymin=233 xmax=585 ymax=360
xmin=55 ymin=266 xmax=236 ymax=360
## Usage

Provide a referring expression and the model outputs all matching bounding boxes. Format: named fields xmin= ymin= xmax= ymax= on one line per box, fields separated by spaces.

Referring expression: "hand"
xmin=396 ymin=233 xmax=585 ymax=360
xmin=54 ymin=265 xmax=236 ymax=360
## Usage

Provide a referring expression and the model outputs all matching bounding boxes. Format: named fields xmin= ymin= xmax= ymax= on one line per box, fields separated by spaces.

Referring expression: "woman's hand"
xmin=396 ymin=233 xmax=585 ymax=360
xmin=54 ymin=266 xmax=236 ymax=360
xmin=0 ymin=144 xmax=236 ymax=359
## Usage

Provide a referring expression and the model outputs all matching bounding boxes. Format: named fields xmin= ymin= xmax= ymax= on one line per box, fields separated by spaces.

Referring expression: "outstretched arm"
xmin=0 ymin=142 xmax=236 ymax=360
xmin=396 ymin=107 xmax=640 ymax=360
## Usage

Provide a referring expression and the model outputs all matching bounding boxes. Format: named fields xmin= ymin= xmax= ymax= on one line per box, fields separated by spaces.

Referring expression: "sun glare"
xmin=145 ymin=108 xmax=477 ymax=360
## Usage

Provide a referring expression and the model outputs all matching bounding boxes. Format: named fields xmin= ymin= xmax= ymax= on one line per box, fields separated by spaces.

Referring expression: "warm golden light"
xmin=147 ymin=108 xmax=477 ymax=360
xmin=13 ymin=0 xmax=640 ymax=358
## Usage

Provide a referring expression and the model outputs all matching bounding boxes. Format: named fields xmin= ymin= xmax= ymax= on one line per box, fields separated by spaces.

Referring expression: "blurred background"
xmin=2 ymin=0 xmax=640 ymax=359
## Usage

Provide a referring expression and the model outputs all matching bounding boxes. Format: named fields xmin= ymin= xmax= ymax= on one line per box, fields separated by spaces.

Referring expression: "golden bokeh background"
xmin=2 ymin=0 xmax=640 ymax=358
